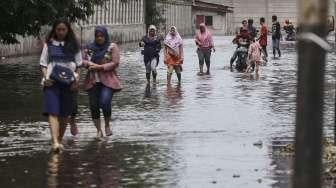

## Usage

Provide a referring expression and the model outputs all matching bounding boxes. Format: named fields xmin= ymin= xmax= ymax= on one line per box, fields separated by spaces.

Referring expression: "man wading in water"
xmin=271 ymin=15 xmax=281 ymax=58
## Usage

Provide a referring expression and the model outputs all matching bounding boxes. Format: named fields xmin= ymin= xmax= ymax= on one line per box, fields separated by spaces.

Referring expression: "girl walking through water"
xmin=40 ymin=19 xmax=82 ymax=152
xmin=139 ymin=25 xmax=162 ymax=83
xmin=164 ymin=26 xmax=184 ymax=85
xmin=83 ymin=26 xmax=122 ymax=139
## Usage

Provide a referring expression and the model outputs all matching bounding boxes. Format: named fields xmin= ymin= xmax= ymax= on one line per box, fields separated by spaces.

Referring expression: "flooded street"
xmin=0 ymin=36 xmax=335 ymax=188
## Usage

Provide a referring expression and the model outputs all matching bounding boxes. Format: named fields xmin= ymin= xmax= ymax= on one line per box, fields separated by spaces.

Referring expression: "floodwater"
xmin=0 ymin=36 xmax=335 ymax=188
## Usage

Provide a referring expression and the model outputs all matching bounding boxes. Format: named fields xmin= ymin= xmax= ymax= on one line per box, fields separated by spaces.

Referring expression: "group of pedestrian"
xmin=230 ymin=15 xmax=283 ymax=74
xmin=40 ymin=19 xmax=121 ymax=152
xmin=41 ymin=15 xmax=285 ymax=152
xmin=40 ymin=20 xmax=195 ymax=152
xmin=140 ymin=23 xmax=216 ymax=85
xmin=140 ymin=25 xmax=184 ymax=85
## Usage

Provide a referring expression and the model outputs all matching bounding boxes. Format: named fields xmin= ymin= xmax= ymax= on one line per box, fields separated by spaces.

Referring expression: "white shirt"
xmin=39 ymin=40 xmax=82 ymax=79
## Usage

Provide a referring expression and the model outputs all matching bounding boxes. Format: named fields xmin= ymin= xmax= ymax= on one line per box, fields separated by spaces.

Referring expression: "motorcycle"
xmin=284 ymin=25 xmax=296 ymax=41
xmin=230 ymin=39 xmax=249 ymax=72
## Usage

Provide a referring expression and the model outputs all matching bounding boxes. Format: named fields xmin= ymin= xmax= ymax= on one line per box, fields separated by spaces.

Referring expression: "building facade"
xmin=1 ymin=0 xmax=335 ymax=57
xmin=232 ymin=0 xmax=335 ymax=30
xmin=156 ymin=0 xmax=194 ymax=36
xmin=192 ymin=0 xmax=234 ymax=35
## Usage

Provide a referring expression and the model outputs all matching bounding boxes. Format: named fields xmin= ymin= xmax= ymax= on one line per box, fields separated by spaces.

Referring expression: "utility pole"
xmin=293 ymin=0 xmax=328 ymax=188
xmin=334 ymin=0 xmax=336 ymax=145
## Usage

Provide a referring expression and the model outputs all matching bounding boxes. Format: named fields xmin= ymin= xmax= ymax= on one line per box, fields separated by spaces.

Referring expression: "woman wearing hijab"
xmin=139 ymin=25 xmax=162 ymax=83
xmin=195 ymin=23 xmax=215 ymax=75
xmin=83 ymin=26 xmax=122 ymax=138
xmin=164 ymin=26 xmax=184 ymax=85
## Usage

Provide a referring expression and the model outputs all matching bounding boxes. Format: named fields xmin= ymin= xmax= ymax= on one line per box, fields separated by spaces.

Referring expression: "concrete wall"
xmin=79 ymin=0 xmax=145 ymax=44
xmin=157 ymin=0 xmax=194 ymax=36
xmin=0 ymin=36 xmax=43 ymax=57
xmin=232 ymin=0 xmax=335 ymax=29
xmin=0 ymin=0 xmax=146 ymax=57
xmin=204 ymin=0 xmax=233 ymax=5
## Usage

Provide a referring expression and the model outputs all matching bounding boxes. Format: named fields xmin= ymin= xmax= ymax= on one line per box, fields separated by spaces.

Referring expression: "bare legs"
xmin=49 ymin=115 xmax=63 ymax=152
xmin=93 ymin=119 xmax=103 ymax=138
xmin=167 ymin=65 xmax=182 ymax=85
xmin=197 ymin=49 xmax=211 ymax=75
xmin=104 ymin=117 xmax=112 ymax=136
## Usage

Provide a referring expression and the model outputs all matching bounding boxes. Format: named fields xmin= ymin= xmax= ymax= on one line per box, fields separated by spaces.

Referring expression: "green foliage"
xmin=0 ymin=0 xmax=106 ymax=44
xmin=145 ymin=0 xmax=166 ymax=30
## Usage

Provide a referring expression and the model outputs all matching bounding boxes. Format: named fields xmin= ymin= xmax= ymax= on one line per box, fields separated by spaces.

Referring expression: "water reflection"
xmin=144 ymin=84 xmax=152 ymax=98
xmin=46 ymin=153 xmax=60 ymax=188
xmin=166 ymin=84 xmax=183 ymax=107
xmin=44 ymin=139 xmax=179 ymax=187
xmin=195 ymin=76 xmax=213 ymax=100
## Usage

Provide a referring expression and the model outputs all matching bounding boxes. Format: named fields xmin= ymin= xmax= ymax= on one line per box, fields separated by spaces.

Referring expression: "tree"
xmin=0 ymin=0 xmax=106 ymax=44
xmin=145 ymin=0 xmax=166 ymax=31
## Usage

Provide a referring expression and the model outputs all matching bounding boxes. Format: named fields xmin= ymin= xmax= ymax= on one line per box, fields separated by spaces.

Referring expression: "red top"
xmin=232 ymin=29 xmax=251 ymax=44
xmin=259 ymin=25 xmax=268 ymax=46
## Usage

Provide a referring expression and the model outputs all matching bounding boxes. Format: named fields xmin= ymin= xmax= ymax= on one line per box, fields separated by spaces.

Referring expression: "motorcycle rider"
xmin=230 ymin=20 xmax=252 ymax=70
xmin=283 ymin=19 xmax=296 ymax=41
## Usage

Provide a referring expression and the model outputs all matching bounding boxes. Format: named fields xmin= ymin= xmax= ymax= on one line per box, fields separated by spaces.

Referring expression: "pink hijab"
xmin=195 ymin=23 xmax=214 ymax=49
xmin=164 ymin=26 xmax=183 ymax=52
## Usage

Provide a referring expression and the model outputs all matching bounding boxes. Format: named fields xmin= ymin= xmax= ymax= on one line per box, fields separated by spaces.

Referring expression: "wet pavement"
xmin=0 ymin=36 xmax=335 ymax=188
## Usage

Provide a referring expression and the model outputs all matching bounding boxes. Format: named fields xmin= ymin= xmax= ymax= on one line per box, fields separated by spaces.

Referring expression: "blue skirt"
xmin=43 ymin=83 xmax=76 ymax=117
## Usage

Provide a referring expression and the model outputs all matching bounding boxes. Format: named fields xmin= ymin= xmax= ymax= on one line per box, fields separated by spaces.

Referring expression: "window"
xmin=205 ymin=16 xmax=213 ymax=26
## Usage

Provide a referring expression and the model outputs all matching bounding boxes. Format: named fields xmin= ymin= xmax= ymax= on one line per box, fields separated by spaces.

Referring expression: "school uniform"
xmin=40 ymin=40 xmax=82 ymax=117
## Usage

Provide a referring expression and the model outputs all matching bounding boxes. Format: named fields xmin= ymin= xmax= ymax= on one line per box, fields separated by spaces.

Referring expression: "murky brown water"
xmin=0 ymin=36 xmax=335 ymax=188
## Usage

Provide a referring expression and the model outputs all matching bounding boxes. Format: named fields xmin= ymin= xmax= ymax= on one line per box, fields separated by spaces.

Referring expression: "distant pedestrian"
xmin=40 ymin=19 xmax=82 ymax=152
xmin=164 ymin=26 xmax=184 ymax=85
xmin=139 ymin=25 xmax=162 ymax=83
xmin=195 ymin=23 xmax=215 ymax=75
xmin=239 ymin=20 xmax=248 ymax=33
xmin=248 ymin=19 xmax=257 ymax=40
xmin=83 ymin=26 xmax=122 ymax=138
xmin=258 ymin=17 xmax=268 ymax=59
xmin=271 ymin=15 xmax=281 ymax=58
xmin=283 ymin=19 xmax=296 ymax=41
